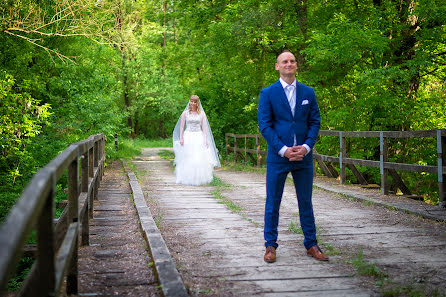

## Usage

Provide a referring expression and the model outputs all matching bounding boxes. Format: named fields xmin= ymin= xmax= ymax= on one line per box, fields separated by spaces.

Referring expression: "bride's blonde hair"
xmin=188 ymin=95 xmax=201 ymax=114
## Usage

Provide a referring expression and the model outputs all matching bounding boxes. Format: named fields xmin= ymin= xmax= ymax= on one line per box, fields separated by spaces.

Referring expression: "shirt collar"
xmin=279 ymin=77 xmax=297 ymax=89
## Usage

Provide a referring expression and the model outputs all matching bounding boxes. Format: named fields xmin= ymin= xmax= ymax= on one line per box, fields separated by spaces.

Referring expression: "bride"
xmin=172 ymin=95 xmax=220 ymax=185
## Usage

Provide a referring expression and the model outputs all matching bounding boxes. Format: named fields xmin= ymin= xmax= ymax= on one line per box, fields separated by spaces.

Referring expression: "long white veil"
xmin=172 ymin=100 xmax=221 ymax=168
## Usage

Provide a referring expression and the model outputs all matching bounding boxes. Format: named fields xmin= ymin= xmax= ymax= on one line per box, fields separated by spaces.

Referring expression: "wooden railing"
xmin=0 ymin=133 xmax=106 ymax=296
xmin=225 ymin=130 xmax=446 ymax=207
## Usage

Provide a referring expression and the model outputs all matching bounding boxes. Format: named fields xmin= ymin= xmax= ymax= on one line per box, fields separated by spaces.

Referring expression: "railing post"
xmin=81 ymin=149 xmax=90 ymax=245
xmin=380 ymin=132 xmax=389 ymax=195
xmin=244 ymin=135 xmax=247 ymax=163
xmin=438 ymin=130 xmax=445 ymax=208
xmin=114 ymin=133 xmax=118 ymax=151
xmin=256 ymin=135 xmax=260 ymax=168
xmin=36 ymin=175 xmax=56 ymax=296
xmin=93 ymin=140 xmax=100 ymax=202
xmin=89 ymin=146 xmax=94 ymax=179
xmin=101 ymin=136 xmax=105 ymax=180
xmin=233 ymin=135 xmax=237 ymax=162
xmin=94 ymin=141 xmax=99 ymax=168
xmin=81 ymin=152 xmax=89 ymax=193
xmin=89 ymin=146 xmax=97 ymax=201
xmin=339 ymin=131 xmax=345 ymax=184
xmin=67 ymin=156 xmax=79 ymax=295
xmin=225 ymin=133 xmax=228 ymax=156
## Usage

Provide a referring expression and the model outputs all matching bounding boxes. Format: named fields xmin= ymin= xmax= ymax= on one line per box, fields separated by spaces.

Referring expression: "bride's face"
xmin=190 ymin=99 xmax=198 ymax=111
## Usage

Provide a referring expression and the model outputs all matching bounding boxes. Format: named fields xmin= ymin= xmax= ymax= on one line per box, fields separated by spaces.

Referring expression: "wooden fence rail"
xmin=225 ymin=130 xmax=446 ymax=208
xmin=0 ymin=133 xmax=106 ymax=296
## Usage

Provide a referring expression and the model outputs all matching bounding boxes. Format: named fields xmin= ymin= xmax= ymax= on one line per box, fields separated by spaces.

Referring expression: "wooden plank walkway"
xmin=77 ymin=161 xmax=161 ymax=296
xmin=132 ymin=148 xmax=446 ymax=297
xmin=314 ymin=177 xmax=446 ymax=222
xmin=76 ymin=148 xmax=446 ymax=296
xmin=133 ymin=149 xmax=373 ymax=296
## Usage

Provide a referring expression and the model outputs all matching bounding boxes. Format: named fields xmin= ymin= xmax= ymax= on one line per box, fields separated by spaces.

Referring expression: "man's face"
xmin=275 ymin=52 xmax=297 ymax=77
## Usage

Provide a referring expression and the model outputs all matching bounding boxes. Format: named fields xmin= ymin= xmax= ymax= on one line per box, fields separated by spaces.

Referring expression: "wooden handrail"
xmin=319 ymin=129 xmax=446 ymax=138
xmin=0 ymin=133 xmax=105 ymax=296
xmin=225 ymin=130 xmax=446 ymax=207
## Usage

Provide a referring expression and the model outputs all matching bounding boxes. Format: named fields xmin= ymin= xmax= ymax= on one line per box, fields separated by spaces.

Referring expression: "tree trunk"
xmin=295 ymin=0 xmax=308 ymax=71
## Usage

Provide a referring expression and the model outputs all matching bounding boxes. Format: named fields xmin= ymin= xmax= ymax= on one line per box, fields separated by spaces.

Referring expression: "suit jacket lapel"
xmin=293 ymin=82 xmax=302 ymax=118
xmin=273 ymin=81 xmax=293 ymax=117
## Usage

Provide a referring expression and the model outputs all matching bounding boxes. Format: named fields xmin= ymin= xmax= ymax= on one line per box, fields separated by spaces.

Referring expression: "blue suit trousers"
xmin=264 ymin=161 xmax=317 ymax=250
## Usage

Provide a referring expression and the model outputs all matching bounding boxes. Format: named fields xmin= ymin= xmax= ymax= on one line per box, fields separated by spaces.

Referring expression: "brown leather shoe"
xmin=264 ymin=246 xmax=276 ymax=263
xmin=306 ymin=245 xmax=329 ymax=261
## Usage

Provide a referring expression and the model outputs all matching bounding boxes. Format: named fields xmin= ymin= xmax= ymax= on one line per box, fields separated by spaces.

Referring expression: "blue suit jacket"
xmin=258 ymin=80 xmax=321 ymax=164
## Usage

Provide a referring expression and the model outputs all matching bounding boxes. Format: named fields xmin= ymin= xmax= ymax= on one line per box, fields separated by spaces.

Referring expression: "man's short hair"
xmin=276 ymin=50 xmax=294 ymax=62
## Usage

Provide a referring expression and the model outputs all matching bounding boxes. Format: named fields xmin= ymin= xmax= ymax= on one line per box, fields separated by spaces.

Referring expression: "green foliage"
xmin=0 ymin=191 xmax=20 ymax=223
xmin=0 ymin=72 xmax=51 ymax=185
xmin=7 ymin=257 xmax=34 ymax=292
xmin=158 ymin=149 xmax=175 ymax=160
xmin=209 ymin=175 xmax=231 ymax=188
xmin=211 ymin=177 xmax=242 ymax=213
xmin=288 ymin=220 xmax=303 ymax=235
xmin=348 ymin=249 xmax=386 ymax=278
xmin=1 ymin=0 xmax=445 ymax=236
xmin=106 ymin=137 xmax=172 ymax=161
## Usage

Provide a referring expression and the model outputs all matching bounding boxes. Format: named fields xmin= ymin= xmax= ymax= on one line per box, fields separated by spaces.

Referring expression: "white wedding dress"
xmin=173 ymin=111 xmax=218 ymax=185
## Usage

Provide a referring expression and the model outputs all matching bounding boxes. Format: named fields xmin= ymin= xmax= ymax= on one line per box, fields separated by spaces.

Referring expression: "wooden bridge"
xmin=226 ymin=129 xmax=446 ymax=208
xmin=1 ymin=132 xmax=446 ymax=296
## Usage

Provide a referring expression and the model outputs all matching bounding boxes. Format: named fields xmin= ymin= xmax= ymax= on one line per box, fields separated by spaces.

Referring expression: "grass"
xmin=210 ymin=176 xmax=248 ymax=216
xmin=106 ymin=137 xmax=172 ymax=161
xmin=363 ymin=200 xmax=375 ymax=206
xmin=221 ymin=160 xmax=266 ymax=174
xmin=348 ymin=249 xmax=386 ymax=278
xmin=343 ymin=250 xmax=442 ymax=296
xmin=158 ymin=149 xmax=175 ymax=160
xmin=287 ymin=220 xmax=340 ymax=255
xmin=7 ymin=257 xmax=34 ymax=291
xmin=288 ymin=220 xmax=303 ymax=235
xmin=154 ymin=213 xmax=163 ymax=230
xmin=210 ymin=175 xmax=231 ymax=188
xmin=320 ymin=242 xmax=340 ymax=256
xmin=211 ymin=187 xmax=242 ymax=213
xmin=382 ymin=285 xmax=444 ymax=297
xmin=145 ymin=192 xmax=164 ymax=230
xmin=211 ymin=175 xmax=263 ymax=227
xmin=241 ymin=213 xmax=262 ymax=227
xmin=125 ymin=159 xmax=142 ymax=176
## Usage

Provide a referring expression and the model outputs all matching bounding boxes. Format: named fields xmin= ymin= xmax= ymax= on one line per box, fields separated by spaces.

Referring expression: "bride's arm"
xmin=180 ymin=112 xmax=186 ymax=146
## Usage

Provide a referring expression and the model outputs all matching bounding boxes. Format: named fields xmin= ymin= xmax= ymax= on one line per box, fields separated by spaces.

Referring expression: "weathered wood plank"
xmin=346 ymin=164 xmax=368 ymax=185
xmin=55 ymin=223 xmax=78 ymax=295
xmin=327 ymin=162 xmax=340 ymax=178
xmin=0 ymin=134 xmax=105 ymax=295
xmin=0 ymin=168 xmax=52 ymax=291
xmin=78 ymin=160 xmax=160 ymax=296
xmin=319 ymin=130 xmax=440 ymax=138
xmin=389 ymin=169 xmax=412 ymax=195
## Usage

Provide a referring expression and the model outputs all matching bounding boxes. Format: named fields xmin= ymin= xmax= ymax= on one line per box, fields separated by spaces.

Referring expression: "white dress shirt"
xmin=278 ymin=78 xmax=310 ymax=157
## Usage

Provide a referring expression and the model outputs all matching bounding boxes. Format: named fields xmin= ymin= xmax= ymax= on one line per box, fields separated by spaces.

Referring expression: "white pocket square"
xmin=301 ymin=100 xmax=309 ymax=105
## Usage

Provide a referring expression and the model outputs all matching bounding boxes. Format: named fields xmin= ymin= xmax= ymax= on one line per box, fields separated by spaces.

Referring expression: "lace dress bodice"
xmin=185 ymin=112 xmax=202 ymax=132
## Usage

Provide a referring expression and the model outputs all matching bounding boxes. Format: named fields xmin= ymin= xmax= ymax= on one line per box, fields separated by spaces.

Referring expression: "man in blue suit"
xmin=258 ymin=51 xmax=328 ymax=263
